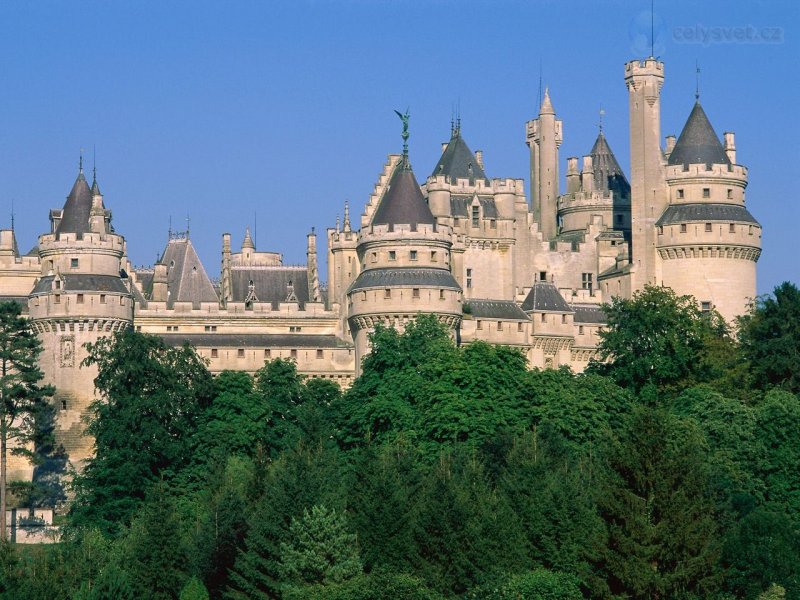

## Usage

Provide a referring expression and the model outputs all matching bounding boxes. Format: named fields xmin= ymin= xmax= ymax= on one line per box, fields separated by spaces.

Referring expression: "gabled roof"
xmin=521 ymin=282 xmax=573 ymax=313
xmin=159 ymin=238 xmax=219 ymax=308
xmin=55 ymin=171 xmax=94 ymax=236
xmin=432 ymin=130 xmax=488 ymax=184
xmin=371 ymin=162 xmax=435 ymax=228
xmin=590 ymin=132 xmax=630 ymax=198
xmin=667 ymin=101 xmax=731 ymax=168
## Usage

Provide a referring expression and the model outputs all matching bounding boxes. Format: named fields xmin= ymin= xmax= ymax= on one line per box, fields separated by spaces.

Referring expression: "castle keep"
xmin=0 ymin=56 xmax=762 ymax=474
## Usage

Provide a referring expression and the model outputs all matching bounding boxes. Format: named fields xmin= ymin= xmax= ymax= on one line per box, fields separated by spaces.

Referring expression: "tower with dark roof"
xmin=28 ymin=165 xmax=134 ymax=470
xmin=346 ymin=148 xmax=462 ymax=374
xmin=657 ymin=99 xmax=761 ymax=322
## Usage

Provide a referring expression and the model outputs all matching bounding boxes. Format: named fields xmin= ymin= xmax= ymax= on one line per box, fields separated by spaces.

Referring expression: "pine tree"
xmin=0 ymin=301 xmax=54 ymax=541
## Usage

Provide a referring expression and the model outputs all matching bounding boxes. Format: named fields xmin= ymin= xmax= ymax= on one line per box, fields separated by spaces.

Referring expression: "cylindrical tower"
xmin=28 ymin=167 xmax=132 ymax=470
xmin=347 ymin=158 xmax=462 ymax=375
xmin=657 ymin=103 xmax=761 ymax=322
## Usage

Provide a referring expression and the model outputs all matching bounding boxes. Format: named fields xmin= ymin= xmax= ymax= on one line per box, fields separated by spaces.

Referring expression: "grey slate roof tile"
xmin=371 ymin=163 xmax=436 ymax=229
xmin=348 ymin=267 xmax=461 ymax=294
xmin=467 ymin=299 xmax=529 ymax=320
xmin=432 ymin=132 xmax=489 ymax=184
xmin=159 ymin=333 xmax=345 ymax=348
xmin=521 ymin=282 xmax=573 ymax=313
xmin=589 ymin=132 xmax=631 ymax=198
xmin=230 ymin=267 xmax=310 ymax=307
xmin=667 ymin=101 xmax=731 ymax=168
xmin=31 ymin=274 xmax=130 ymax=295
xmin=656 ymin=203 xmax=759 ymax=226
xmin=571 ymin=304 xmax=606 ymax=324
xmin=55 ymin=172 xmax=94 ymax=237
xmin=159 ymin=238 xmax=219 ymax=308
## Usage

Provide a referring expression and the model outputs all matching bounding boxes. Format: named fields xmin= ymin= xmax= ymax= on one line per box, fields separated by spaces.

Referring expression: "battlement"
xmin=624 ymin=57 xmax=665 ymax=77
xmin=38 ymin=231 xmax=126 ymax=255
xmin=360 ymin=221 xmax=450 ymax=240
xmin=665 ymin=162 xmax=747 ymax=181
xmin=137 ymin=299 xmax=337 ymax=319
xmin=424 ymin=174 xmax=524 ymax=194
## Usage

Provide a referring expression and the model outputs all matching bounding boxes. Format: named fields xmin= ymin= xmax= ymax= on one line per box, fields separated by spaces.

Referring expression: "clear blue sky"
xmin=1 ymin=0 xmax=797 ymax=293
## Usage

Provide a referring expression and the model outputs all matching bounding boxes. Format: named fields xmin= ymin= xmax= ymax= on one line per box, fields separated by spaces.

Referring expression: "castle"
xmin=0 ymin=56 xmax=762 ymax=475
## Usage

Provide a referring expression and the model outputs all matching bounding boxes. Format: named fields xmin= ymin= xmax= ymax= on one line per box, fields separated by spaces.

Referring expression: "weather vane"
xmin=394 ymin=108 xmax=410 ymax=163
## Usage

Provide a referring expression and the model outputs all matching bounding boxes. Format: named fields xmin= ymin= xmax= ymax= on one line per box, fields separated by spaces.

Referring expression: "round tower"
xmin=657 ymin=101 xmax=761 ymax=322
xmin=28 ymin=165 xmax=133 ymax=469
xmin=347 ymin=154 xmax=462 ymax=374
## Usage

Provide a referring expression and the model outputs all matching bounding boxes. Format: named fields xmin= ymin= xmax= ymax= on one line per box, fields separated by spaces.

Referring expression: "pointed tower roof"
xmin=589 ymin=132 xmax=631 ymax=198
xmin=242 ymin=227 xmax=255 ymax=250
xmin=159 ymin=238 xmax=219 ymax=308
xmin=91 ymin=166 xmax=101 ymax=196
xmin=540 ymin=87 xmax=555 ymax=115
xmin=55 ymin=167 xmax=94 ymax=236
xmin=432 ymin=129 xmax=488 ymax=184
xmin=667 ymin=101 xmax=731 ymax=168
xmin=371 ymin=161 xmax=435 ymax=228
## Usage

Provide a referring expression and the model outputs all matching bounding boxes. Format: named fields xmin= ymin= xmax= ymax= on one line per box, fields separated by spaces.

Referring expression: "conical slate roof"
xmin=667 ymin=101 xmax=731 ymax=168
xmin=371 ymin=162 xmax=435 ymax=228
xmin=432 ymin=130 xmax=488 ymax=184
xmin=590 ymin=132 xmax=631 ymax=199
xmin=56 ymin=170 xmax=93 ymax=236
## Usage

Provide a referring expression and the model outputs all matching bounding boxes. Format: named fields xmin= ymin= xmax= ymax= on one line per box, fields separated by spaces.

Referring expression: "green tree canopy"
xmin=738 ymin=281 xmax=800 ymax=393
xmin=70 ymin=330 xmax=213 ymax=535
xmin=589 ymin=284 xmax=725 ymax=395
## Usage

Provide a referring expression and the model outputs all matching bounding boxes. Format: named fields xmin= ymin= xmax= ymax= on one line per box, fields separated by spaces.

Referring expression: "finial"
xmin=92 ymin=144 xmax=97 ymax=185
xmin=168 ymin=215 xmax=172 ymax=239
xmin=336 ymin=215 xmax=340 ymax=233
xmin=343 ymin=200 xmax=351 ymax=232
xmin=599 ymin=106 xmax=605 ymax=133
xmin=394 ymin=108 xmax=410 ymax=166
xmin=10 ymin=198 xmax=14 ymax=232
xmin=455 ymin=99 xmax=461 ymax=136
xmin=695 ymin=60 xmax=701 ymax=101
xmin=79 ymin=148 xmax=84 ymax=174
xmin=186 ymin=214 xmax=190 ymax=238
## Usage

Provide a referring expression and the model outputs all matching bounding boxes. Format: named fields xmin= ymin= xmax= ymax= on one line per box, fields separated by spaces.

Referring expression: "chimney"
xmin=665 ymin=135 xmax=677 ymax=159
xmin=724 ymin=132 xmax=736 ymax=164
xmin=475 ymin=150 xmax=484 ymax=170
xmin=581 ymin=155 xmax=594 ymax=193
xmin=566 ymin=157 xmax=580 ymax=194
xmin=152 ymin=264 xmax=168 ymax=302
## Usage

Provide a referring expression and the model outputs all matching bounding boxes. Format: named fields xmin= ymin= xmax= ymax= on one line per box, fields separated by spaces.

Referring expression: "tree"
xmin=738 ymin=281 xmax=800 ymax=393
xmin=588 ymin=285 xmax=722 ymax=395
xmin=498 ymin=429 xmax=606 ymax=595
xmin=279 ymin=505 xmax=362 ymax=586
xmin=123 ymin=484 xmax=190 ymax=600
xmin=597 ymin=407 xmax=721 ymax=598
xmin=0 ymin=301 xmax=54 ymax=541
xmin=70 ymin=330 xmax=213 ymax=535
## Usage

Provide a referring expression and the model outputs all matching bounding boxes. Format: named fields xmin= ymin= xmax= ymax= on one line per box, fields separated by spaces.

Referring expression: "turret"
xmin=658 ymin=99 xmax=760 ymax=322
xmin=526 ymin=88 xmax=563 ymax=240
xmin=625 ymin=57 xmax=666 ymax=289
xmin=347 ymin=127 xmax=462 ymax=374
xmin=306 ymin=228 xmax=321 ymax=302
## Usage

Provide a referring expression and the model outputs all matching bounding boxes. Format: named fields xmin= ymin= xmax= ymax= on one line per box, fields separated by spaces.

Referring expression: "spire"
xmin=343 ymin=201 xmax=351 ymax=232
xmin=242 ymin=227 xmax=255 ymax=250
xmin=589 ymin=131 xmax=631 ymax=198
xmin=695 ymin=60 xmax=701 ymax=101
xmin=540 ymin=87 xmax=555 ymax=115
xmin=56 ymin=164 xmax=94 ymax=235
xmin=667 ymin=101 xmax=731 ymax=168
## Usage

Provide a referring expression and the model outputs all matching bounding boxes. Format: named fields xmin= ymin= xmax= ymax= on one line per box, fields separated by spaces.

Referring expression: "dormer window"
xmin=471 ymin=206 xmax=480 ymax=227
xmin=55 ymin=279 xmax=61 ymax=290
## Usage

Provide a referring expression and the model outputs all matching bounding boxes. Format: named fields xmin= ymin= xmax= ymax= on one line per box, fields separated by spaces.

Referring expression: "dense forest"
xmin=2 ymin=282 xmax=800 ymax=599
